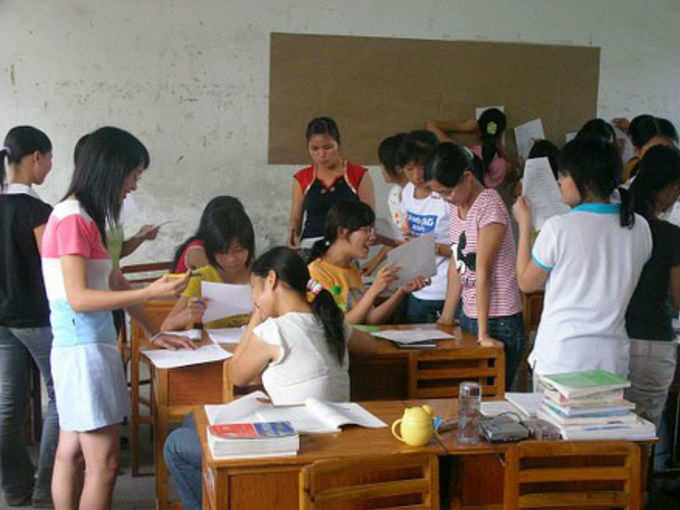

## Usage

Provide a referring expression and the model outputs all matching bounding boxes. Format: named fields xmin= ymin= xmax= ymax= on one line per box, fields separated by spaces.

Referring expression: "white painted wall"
xmin=2 ymin=0 xmax=679 ymax=264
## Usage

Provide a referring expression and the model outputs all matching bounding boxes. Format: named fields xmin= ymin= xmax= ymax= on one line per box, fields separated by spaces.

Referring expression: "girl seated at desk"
xmin=162 ymin=199 xmax=254 ymax=331
xmin=164 ymin=246 xmax=376 ymax=510
xmin=172 ymin=195 xmax=245 ymax=273
xmin=307 ymin=200 xmax=428 ymax=324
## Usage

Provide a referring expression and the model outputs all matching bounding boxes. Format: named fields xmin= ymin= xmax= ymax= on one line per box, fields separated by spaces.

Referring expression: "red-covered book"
xmin=208 ymin=421 xmax=296 ymax=439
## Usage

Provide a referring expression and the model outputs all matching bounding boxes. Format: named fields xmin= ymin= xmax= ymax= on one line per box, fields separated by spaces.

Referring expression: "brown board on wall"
xmin=268 ymin=33 xmax=600 ymax=165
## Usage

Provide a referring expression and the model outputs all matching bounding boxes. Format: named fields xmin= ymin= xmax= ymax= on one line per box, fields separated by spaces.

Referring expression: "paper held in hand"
xmin=201 ymin=281 xmax=252 ymax=323
xmin=205 ymin=391 xmax=387 ymax=434
xmin=374 ymin=217 xmax=403 ymax=241
xmin=522 ymin=157 xmax=569 ymax=230
xmin=514 ymin=118 xmax=545 ymax=162
xmin=385 ymin=233 xmax=436 ymax=287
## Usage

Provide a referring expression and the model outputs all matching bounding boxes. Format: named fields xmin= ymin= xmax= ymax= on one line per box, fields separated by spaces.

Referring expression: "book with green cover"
xmin=352 ymin=324 xmax=381 ymax=333
xmin=539 ymin=370 xmax=630 ymax=399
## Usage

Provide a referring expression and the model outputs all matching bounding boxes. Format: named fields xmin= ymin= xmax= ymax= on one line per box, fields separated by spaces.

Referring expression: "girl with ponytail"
xmin=164 ymin=247 xmax=378 ymax=510
xmin=625 ymin=145 xmax=680 ymax=436
xmin=513 ymin=138 xmax=652 ymax=383
xmin=426 ymin=107 xmax=509 ymax=189
xmin=0 ymin=126 xmax=55 ymax=507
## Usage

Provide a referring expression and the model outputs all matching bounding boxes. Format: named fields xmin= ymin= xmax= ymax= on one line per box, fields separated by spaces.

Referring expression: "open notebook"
xmin=205 ymin=391 xmax=387 ymax=434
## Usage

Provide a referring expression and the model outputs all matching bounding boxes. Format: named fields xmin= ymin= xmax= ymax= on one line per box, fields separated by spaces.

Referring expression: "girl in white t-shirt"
xmin=164 ymin=247 xmax=378 ymax=510
xmin=513 ymin=138 xmax=652 ymax=382
xmin=230 ymin=246 xmax=373 ymax=403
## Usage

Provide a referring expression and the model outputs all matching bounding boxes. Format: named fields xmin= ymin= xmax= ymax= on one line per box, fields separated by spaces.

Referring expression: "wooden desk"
xmin=197 ymin=399 xmax=653 ymax=510
xmin=148 ymin=326 xmax=504 ymax=509
xmin=196 ymin=401 xmax=445 ymax=510
xmin=149 ymin=343 xmax=235 ymax=510
xmin=350 ymin=324 xmax=505 ymax=400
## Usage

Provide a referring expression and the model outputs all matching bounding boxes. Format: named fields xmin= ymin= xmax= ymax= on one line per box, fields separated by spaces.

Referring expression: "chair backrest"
xmin=503 ymin=440 xmax=641 ymax=510
xmin=300 ymin=453 xmax=439 ymax=510
xmin=522 ymin=291 xmax=544 ymax=335
xmin=121 ymin=261 xmax=174 ymax=286
xmin=129 ymin=299 xmax=178 ymax=344
xmin=408 ymin=348 xmax=505 ymax=399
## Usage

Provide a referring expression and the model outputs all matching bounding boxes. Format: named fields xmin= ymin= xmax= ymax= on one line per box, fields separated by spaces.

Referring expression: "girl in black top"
xmin=0 ymin=126 xmax=57 ymax=506
xmin=626 ymin=145 xmax=680 ymax=438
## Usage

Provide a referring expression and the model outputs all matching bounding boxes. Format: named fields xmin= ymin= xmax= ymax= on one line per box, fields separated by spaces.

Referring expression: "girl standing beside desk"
xmin=287 ymin=117 xmax=375 ymax=258
xmin=42 ymin=127 xmax=190 ymax=510
xmin=513 ymin=138 xmax=652 ymax=385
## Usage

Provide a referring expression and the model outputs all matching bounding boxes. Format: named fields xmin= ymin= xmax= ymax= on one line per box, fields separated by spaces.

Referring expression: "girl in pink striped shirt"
xmin=425 ymin=142 xmax=524 ymax=390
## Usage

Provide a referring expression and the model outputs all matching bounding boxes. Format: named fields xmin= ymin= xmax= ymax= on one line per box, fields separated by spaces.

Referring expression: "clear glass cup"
xmin=457 ymin=381 xmax=482 ymax=444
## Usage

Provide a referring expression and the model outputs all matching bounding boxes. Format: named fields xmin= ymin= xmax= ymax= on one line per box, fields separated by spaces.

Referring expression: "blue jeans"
xmin=460 ymin=313 xmax=525 ymax=390
xmin=405 ymin=295 xmax=444 ymax=324
xmin=164 ymin=414 xmax=202 ymax=510
xmin=0 ymin=326 xmax=58 ymax=501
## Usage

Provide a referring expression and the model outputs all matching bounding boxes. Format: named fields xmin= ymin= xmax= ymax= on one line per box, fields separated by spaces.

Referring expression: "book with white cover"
xmin=538 ymin=410 xmax=656 ymax=441
xmin=205 ymin=391 xmax=387 ymax=434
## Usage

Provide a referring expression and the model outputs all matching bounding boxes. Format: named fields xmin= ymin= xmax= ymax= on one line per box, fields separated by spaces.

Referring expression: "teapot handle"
xmin=391 ymin=418 xmax=404 ymax=442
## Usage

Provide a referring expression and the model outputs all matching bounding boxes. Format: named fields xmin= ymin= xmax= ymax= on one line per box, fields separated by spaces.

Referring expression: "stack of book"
xmin=206 ymin=421 xmax=299 ymax=460
xmin=536 ymin=370 xmax=656 ymax=440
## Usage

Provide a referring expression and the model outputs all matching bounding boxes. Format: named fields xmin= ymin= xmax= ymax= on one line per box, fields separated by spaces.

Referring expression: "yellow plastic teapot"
xmin=391 ymin=404 xmax=438 ymax=446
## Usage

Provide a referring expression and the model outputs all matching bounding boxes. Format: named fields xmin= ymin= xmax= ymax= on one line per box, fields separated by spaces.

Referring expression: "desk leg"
xmin=153 ymin=367 xmax=170 ymax=510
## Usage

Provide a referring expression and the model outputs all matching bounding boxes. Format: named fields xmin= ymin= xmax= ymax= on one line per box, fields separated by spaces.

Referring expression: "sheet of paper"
xmin=205 ymin=391 xmax=268 ymax=425
xmin=374 ymin=217 xmax=403 ymax=241
xmin=614 ymin=126 xmax=635 ymax=163
xmin=162 ymin=329 xmax=202 ymax=341
xmin=565 ymin=132 xmax=577 ymax=143
xmin=514 ymin=119 xmax=545 ymax=161
xmin=300 ymin=236 xmax=323 ymax=250
xmin=372 ymin=328 xmax=454 ymax=344
xmin=201 ymin=281 xmax=252 ymax=323
xmin=481 ymin=401 xmax=518 ymax=417
xmin=142 ymin=344 xmax=231 ymax=369
xmin=522 ymin=157 xmax=570 ymax=230
xmin=505 ymin=392 xmax=544 ymax=417
xmin=385 ymin=233 xmax=436 ymax=286
xmin=207 ymin=327 xmax=246 ymax=344
xmin=475 ymin=105 xmax=504 ymax=120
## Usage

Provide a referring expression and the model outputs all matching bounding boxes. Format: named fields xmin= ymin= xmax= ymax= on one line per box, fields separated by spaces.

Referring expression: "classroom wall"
xmin=2 ymin=0 xmax=679 ymax=264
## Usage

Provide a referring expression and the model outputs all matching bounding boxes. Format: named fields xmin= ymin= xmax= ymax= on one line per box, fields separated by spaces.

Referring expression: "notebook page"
xmin=305 ymin=399 xmax=387 ymax=429
xmin=205 ymin=391 xmax=268 ymax=425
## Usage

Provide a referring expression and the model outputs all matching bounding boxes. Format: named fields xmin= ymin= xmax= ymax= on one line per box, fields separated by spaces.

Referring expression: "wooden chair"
xmin=503 ymin=440 xmax=641 ymax=510
xmin=300 ymin=453 xmax=440 ymax=510
xmin=128 ymin=298 xmax=177 ymax=476
xmin=408 ymin=348 xmax=505 ymax=399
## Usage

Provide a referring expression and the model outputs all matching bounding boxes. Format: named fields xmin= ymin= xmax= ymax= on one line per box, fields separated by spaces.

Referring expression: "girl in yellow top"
xmin=162 ymin=199 xmax=255 ymax=330
xmin=307 ymin=200 xmax=428 ymax=324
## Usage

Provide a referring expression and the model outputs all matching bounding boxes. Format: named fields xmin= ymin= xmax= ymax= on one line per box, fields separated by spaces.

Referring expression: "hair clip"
xmin=486 ymin=122 xmax=498 ymax=135
xmin=306 ymin=279 xmax=323 ymax=297
xmin=1 ymin=146 xmax=11 ymax=156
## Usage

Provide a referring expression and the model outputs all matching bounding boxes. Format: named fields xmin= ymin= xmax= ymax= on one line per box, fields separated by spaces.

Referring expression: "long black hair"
xmin=424 ymin=142 xmax=480 ymax=186
xmin=630 ymin=145 xmax=680 ymax=219
xmin=308 ymin=200 xmax=375 ymax=262
xmin=62 ymin=126 xmax=149 ymax=242
xmin=528 ymin=139 xmax=560 ymax=180
xmin=1 ymin=126 xmax=52 ymax=189
xmin=252 ymin=247 xmax=346 ymax=363
xmin=558 ymin=138 xmax=633 ymax=228
xmin=477 ymin=108 xmax=506 ymax=179
xmin=173 ymin=196 xmax=255 ymax=270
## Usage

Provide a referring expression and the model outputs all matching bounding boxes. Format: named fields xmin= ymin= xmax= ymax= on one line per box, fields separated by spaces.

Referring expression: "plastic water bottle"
xmin=457 ymin=381 xmax=482 ymax=444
